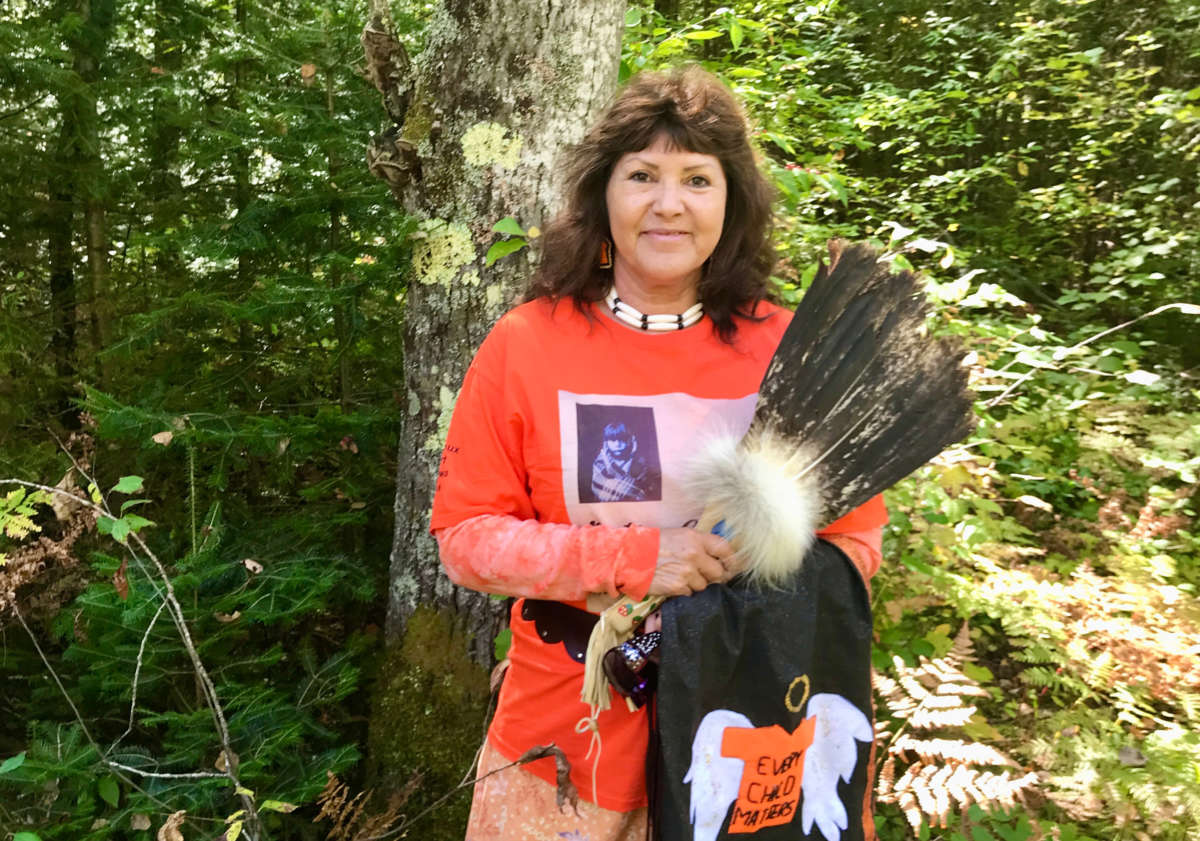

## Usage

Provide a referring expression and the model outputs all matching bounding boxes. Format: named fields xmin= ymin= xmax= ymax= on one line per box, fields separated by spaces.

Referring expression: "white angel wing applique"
xmin=683 ymin=709 xmax=752 ymax=841
xmin=800 ymin=693 xmax=874 ymax=841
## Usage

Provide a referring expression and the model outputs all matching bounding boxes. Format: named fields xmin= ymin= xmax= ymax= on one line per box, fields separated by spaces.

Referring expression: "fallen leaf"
xmin=276 ymin=437 xmax=290 ymax=455
xmin=301 ymin=62 xmax=317 ymax=86
xmin=113 ymin=557 xmax=129 ymax=601
xmin=151 ymin=431 xmax=174 ymax=446
xmin=52 ymin=470 xmax=84 ymax=520
xmin=215 ymin=611 xmax=241 ymax=623
xmin=157 ymin=810 xmax=186 ymax=841
xmin=215 ymin=750 xmax=239 ymax=773
xmin=349 ymin=501 xmax=366 ymax=510
xmin=242 ymin=559 xmax=263 ymax=574
xmin=131 ymin=814 xmax=152 ymax=831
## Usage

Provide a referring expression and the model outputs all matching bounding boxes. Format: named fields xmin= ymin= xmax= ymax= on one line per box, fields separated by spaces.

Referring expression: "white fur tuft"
xmin=686 ymin=427 xmax=822 ymax=587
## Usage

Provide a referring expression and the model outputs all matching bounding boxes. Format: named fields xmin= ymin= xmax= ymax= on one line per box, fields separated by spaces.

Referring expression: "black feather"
xmin=756 ymin=239 xmax=976 ymax=526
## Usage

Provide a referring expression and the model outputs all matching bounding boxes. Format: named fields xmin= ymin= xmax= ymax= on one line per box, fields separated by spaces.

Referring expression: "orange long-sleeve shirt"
xmin=430 ymin=298 xmax=886 ymax=811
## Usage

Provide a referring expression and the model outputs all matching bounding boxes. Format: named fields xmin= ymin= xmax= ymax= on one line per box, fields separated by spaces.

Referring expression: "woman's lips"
xmin=642 ymin=230 xmax=690 ymax=240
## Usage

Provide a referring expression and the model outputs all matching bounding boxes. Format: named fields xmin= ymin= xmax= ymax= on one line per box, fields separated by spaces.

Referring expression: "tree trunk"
xmin=231 ymin=0 xmax=254 ymax=355
xmin=325 ymin=28 xmax=353 ymax=415
xmin=365 ymin=0 xmax=626 ymax=662
xmin=46 ymin=0 xmax=114 ymax=417
xmin=47 ymin=160 xmax=77 ymax=423
xmin=148 ymin=0 xmax=186 ymax=301
xmin=361 ymin=0 xmax=624 ymax=812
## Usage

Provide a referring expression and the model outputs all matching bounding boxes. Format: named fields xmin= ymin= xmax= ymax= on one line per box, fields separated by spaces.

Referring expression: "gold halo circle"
xmin=785 ymin=675 xmax=811 ymax=713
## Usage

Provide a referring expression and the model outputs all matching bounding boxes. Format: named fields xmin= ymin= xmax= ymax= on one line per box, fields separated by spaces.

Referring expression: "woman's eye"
xmin=629 ymin=170 xmax=651 ymax=182
xmin=688 ymin=175 xmax=711 ymax=187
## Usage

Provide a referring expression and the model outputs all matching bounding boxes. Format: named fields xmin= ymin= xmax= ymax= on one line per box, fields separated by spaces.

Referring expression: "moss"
xmin=401 ymin=97 xmax=435 ymax=146
xmin=366 ymin=606 xmax=490 ymax=840
xmin=461 ymin=121 xmax=522 ymax=170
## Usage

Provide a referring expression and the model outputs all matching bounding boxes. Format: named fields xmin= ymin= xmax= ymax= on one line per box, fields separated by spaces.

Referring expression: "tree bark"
xmin=48 ymin=0 xmax=115 ymax=423
xmin=47 ymin=159 xmax=77 ymax=423
xmin=365 ymin=0 xmax=626 ymax=664
xmin=74 ymin=0 xmax=112 ymax=384
xmin=148 ymin=0 xmax=186 ymax=303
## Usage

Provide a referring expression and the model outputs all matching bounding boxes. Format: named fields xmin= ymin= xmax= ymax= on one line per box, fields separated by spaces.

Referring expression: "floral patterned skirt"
xmin=465 ymin=739 xmax=648 ymax=841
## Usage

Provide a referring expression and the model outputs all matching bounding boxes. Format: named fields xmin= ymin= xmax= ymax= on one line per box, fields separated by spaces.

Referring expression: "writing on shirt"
xmin=720 ymin=718 xmax=816 ymax=833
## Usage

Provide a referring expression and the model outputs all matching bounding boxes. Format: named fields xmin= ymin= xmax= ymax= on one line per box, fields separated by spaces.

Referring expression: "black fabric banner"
xmin=655 ymin=539 xmax=874 ymax=841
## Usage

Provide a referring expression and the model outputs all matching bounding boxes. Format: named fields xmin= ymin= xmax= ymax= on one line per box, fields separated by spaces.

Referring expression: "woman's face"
xmin=605 ymin=135 xmax=727 ymax=295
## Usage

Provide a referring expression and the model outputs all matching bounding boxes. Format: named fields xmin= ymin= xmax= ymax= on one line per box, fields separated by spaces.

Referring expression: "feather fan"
xmin=689 ymin=238 xmax=977 ymax=585
xmin=581 ymin=239 xmax=976 ymax=708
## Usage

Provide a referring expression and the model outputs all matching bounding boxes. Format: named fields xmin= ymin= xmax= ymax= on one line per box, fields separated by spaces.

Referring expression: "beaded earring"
xmin=598 ymin=238 xmax=614 ymax=269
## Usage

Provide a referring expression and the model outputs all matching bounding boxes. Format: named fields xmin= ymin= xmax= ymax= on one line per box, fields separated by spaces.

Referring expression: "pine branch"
xmin=0 ymin=475 xmax=262 ymax=839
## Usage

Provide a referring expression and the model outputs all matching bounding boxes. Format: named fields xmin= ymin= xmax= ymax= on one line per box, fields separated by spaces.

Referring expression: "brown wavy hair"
xmin=525 ymin=66 xmax=777 ymax=341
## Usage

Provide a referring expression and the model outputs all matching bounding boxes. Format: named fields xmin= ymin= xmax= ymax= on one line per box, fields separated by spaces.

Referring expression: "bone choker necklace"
xmin=604 ymin=288 xmax=704 ymax=332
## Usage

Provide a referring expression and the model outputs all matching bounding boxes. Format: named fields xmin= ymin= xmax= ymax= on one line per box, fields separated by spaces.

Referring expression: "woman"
xmin=430 ymin=66 xmax=886 ymax=840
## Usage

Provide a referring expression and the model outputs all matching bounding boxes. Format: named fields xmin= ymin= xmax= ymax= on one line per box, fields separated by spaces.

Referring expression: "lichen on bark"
xmin=423 ymin=384 xmax=459 ymax=452
xmin=461 ymin=121 xmax=523 ymax=169
xmin=412 ymin=218 xmax=478 ymax=288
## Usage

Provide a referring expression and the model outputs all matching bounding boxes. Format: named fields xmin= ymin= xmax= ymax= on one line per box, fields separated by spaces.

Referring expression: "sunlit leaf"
xmin=485 ymin=238 xmax=528 ymax=267
xmin=112 ymin=475 xmax=144 ymax=494
xmin=261 ymin=800 xmax=299 ymax=813
xmin=491 ymin=217 xmax=526 ymax=237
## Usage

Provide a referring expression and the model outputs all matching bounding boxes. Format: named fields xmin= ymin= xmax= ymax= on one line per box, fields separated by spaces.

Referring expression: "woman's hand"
xmin=648 ymin=528 xmax=738 ymax=596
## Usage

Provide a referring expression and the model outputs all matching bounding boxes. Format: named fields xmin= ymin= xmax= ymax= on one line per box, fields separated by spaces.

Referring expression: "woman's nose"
xmin=652 ymin=181 xmax=684 ymax=215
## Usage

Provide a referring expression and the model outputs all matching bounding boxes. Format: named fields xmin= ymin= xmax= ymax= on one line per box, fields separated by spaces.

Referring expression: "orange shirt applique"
xmin=720 ymin=718 xmax=817 ymax=833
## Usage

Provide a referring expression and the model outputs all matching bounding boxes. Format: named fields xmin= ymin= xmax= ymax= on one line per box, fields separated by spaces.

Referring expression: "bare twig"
xmin=361 ymin=744 xmax=575 ymax=841
xmin=109 ymin=598 xmax=167 ymax=752
xmin=11 ymin=603 xmax=100 ymax=748
xmin=10 ymin=603 xmax=174 ymax=811
xmin=106 ymin=762 xmax=227 ymax=780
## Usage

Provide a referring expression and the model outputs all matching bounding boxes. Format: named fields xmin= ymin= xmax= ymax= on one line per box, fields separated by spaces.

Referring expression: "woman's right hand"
xmin=647 ymin=528 xmax=737 ymax=596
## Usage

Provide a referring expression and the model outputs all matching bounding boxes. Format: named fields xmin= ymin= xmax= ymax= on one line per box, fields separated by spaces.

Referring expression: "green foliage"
xmin=1 ymin=0 xmax=409 ymax=833
xmin=1 ymin=488 xmax=51 ymax=542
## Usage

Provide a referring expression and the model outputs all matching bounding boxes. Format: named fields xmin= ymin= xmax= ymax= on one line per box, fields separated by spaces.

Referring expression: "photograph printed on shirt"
xmin=557 ymin=389 xmax=758 ymax=530
xmin=576 ymin=403 xmax=663 ymax=504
